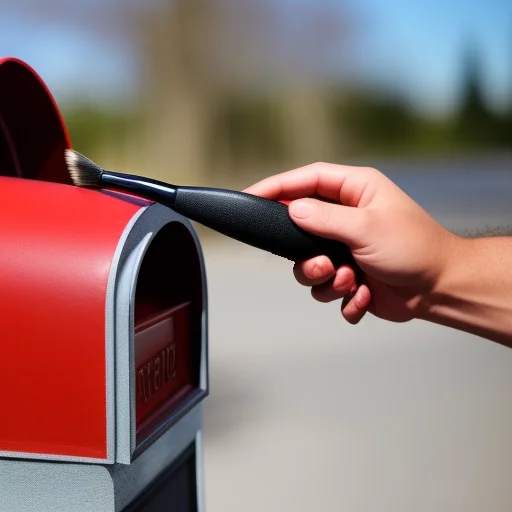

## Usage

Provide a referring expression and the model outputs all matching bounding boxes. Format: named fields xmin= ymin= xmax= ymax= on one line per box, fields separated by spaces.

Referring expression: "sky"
xmin=0 ymin=0 xmax=511 ymax=116
xmin=349 ymin=0 xmax=512 ymax=115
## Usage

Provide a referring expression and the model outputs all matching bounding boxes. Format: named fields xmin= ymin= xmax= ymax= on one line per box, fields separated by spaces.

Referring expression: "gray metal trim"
xmin=105 ymin=207 xmax=148 ymax=464
xmin=0 ymin=461 xmax=114 ymax=512
xmin=195 ymin=427 xmax=206 ymax=512
xmin=0 ymin=406 xmax=204 ymax=512
xmin=131 ymin=389 xmax=207 ymax=459
xmin=112 ymin=228 xmax=152 ymax=464
xmin=0 ymin=452 xmax=113 ymax=464
xmin=111 ymin=203 xmax=209 ymax=464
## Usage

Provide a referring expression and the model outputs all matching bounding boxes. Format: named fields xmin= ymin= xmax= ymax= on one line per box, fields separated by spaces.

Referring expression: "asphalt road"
xmin=200 ymin=157 xmax=512 ymax=512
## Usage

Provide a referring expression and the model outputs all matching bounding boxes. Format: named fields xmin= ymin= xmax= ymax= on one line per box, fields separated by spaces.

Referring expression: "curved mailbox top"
xmin=0 ymin=178 xmax=207 ymax=464
xmin=0 ymin=177 xmax=144 ymax=462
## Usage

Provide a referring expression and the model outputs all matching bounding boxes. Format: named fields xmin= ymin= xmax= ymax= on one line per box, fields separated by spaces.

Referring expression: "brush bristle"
xmin=65 ymin=149 xmax=103 ymax=188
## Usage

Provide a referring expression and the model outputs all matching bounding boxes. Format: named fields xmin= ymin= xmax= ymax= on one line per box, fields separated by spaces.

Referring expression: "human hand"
xmin=244 ymin=162 xmax=457 ymax=325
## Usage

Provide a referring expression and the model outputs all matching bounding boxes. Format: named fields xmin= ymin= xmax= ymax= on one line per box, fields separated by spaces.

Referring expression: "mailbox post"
xmin=0 ymin=58 xmax=208 ymax=512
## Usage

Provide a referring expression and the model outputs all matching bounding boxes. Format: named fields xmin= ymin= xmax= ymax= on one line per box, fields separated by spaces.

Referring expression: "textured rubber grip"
xmin=174 ymin=186 xmax=358 ymax=269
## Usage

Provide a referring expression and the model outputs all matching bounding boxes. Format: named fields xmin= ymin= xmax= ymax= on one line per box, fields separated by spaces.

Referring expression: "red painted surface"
xmin=0 ymin=58 xmax=71 ymax=184
xmin=134 ymin=303 xmax=194 ymax=443
xmin=0 ymin=177 xmax=141 ymax=458
xmin=0 ymin=56 xmax=202 ymax=458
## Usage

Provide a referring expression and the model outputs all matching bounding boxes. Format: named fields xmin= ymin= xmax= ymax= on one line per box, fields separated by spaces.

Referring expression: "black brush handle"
xmin=173 ymin=186 xmax=359 ymax=270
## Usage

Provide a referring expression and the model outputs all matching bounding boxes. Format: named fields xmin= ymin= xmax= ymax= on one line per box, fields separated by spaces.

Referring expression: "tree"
xmin=454 ymin=41 xmax=497 ymax=147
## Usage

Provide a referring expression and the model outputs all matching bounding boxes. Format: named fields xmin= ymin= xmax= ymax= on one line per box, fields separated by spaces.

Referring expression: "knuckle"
xmin=320 ymin=203 xmax=335 ymax=228
xmin=352 ymin=208 xmax=371 ymax=233
xmin=304 ymin=161 xmax=327 ymax=172
xmin=363 ymin=166 xmax=380 ymax=176
xmin=308 ymin=161 xmax=337 ymax=174
xmin=307 ymin=259 xmax=323 ymax=279
xmin=361 ymin=166 xmax=384 ymax=183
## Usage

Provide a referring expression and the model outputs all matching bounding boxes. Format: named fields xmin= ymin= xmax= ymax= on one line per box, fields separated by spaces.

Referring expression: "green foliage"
xmin=328 ymin=46 xmax=511 ymax=158
xmin=331 ymin=91 xmax=420 ymax=154
xmin=61 ymin=39 xmax=512 ymax=167
xmin=212 ymin=95 xmax=287 ymax=165
xmin=452 ymin=43 xmax=503 ymax=148
xmin=62 ymin=105 xmax=142 ymax=157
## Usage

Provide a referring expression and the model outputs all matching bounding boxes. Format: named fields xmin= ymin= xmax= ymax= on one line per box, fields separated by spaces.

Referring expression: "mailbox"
xmin=0 ymin=58 xmax=208 ymax=511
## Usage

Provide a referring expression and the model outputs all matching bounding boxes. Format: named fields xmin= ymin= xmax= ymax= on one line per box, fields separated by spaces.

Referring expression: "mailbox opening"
xmin=134 ymin=221 xmax=203 ymax=445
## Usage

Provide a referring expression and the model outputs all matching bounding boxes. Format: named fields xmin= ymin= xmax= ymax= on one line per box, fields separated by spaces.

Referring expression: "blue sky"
xmin=349 ymin=0 xmax=512 ymax=114
xmin=1 ymin=0 xmax=511 ymax=115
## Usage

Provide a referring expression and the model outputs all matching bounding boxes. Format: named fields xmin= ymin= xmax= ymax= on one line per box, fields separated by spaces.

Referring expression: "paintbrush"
xmin=65 ymin=149 xmax=357 ymax=268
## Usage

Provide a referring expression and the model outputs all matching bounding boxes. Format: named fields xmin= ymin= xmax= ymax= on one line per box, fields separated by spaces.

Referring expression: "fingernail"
xmin=334 ymin=272 xmax=350 ymax=291
xmin=354 ymin=286 xmax=369 ymax=309
xmin=311 ymin=260 xmax=328 ymax=278
xmin=354 ymin=288 xmax=363 ymax=308
xmin=289 ymin=200 xmax=312 ymax=219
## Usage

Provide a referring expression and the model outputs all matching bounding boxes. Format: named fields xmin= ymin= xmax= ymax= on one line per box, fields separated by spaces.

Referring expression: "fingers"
xmin=293 ymin=257 xmax=370 ymax=324
xmin=288 ymin=197 xmax=365 ymax=247
xmin=310 ymin=266 xmax=357 ymax=302
xmin=293 ymin=256 xmax=336 ymax=286
xmin=243 ymin=162 xmax=378 ymax=207
xmin=341 ymin=285 xmax=371 ymax=324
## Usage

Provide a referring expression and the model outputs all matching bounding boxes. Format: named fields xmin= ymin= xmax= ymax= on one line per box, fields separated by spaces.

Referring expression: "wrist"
xmin=415 ymin=232 xmax=460 ymax=318
xmin=417 ymin=235 xmax=512 ymax=346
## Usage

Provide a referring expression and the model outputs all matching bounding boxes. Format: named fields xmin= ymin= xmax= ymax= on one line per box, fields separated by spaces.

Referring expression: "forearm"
xmin=419 ymin=235 xmax=512 ymax=347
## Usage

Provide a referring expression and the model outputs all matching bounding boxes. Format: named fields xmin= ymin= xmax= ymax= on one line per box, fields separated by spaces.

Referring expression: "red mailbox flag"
xmin=0 ymin=57 xmax=72 ymax=183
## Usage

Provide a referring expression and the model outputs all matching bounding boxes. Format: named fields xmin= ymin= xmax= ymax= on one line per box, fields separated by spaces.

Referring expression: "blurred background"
xmin=3 ymin=0 xmax=512 ymax=184
xmin=3 ymin=1 xmax=512 ymax=510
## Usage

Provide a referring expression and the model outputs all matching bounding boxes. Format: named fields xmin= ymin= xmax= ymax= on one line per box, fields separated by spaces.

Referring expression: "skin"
xmin=244 ymin=162 xmax=512 ymax=348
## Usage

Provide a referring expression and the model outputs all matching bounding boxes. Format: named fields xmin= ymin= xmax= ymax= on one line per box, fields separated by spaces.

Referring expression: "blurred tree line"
xmin=330 ymin=45 xmax=512 ymax=158
xmin=62 ymin=0 xmax=512 ymax=184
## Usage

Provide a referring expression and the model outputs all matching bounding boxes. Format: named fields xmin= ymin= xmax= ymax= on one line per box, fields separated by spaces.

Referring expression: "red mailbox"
xmin=0 ymin=58 xmax=208 ymax=512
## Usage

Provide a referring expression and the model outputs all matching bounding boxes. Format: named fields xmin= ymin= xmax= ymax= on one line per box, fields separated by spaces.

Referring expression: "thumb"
xmin=288 ymin=198 xmax=364 ymax=247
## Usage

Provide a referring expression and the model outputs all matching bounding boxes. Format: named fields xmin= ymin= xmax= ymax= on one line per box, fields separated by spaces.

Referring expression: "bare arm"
xmin=245 ymin=163 xmax=512 ymax=347
xmin=419 ymin=235 xmax=512 ymax=347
